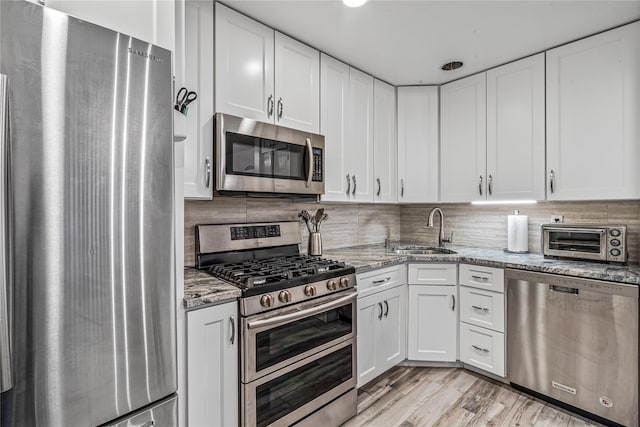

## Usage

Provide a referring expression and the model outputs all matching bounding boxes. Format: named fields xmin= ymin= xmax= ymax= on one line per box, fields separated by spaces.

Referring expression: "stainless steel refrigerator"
xmin=0 ymin=1 xmax=177 ymax=425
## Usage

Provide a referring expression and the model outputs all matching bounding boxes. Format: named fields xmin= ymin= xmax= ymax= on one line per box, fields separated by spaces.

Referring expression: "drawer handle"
xmin=472 ymin=345 xmax=490 ymax=353
xmin=471 ymin=305 xmax=489 ymax=312
xmin=471 ymin=275 xmax=488 ymax=282
xmin=372 ymin=277 xmax=392 ymax=285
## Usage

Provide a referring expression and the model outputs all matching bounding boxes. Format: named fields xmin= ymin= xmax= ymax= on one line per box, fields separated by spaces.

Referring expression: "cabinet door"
xmin=348 ymin=68 xmax=375 ymax=202
xmin=274 ymin=32 xmax=320 ymax=133
xmin=215 ymin=3 xmax=274 ymax=123
xmin=407 ymin=285 xmax=457 ymax=362
xmin=378 ymin=285 xmax=407 ymax=370
xmin=546 ymin=22 xmax=639 ymax=201
xmin=397 ymin=86 xmax=439 ymax=203
xmin=440 ymin=73 xmax=487 ymax=202
xmin=373 ymin=79 xmax=397 ymax=203
xmin=183 ymin=0 xmax=214 ymax=199
xmin=320 ymin=54 xmax=350 ymax=202
xmin=187 ymin=301 xmax=238 ymax=427
xmin=357 ymin=293 xmax=381 ymax=387
xmin=486 ymin=53 xmax=545 ymax=201
xmin=44 ymin=0 xmax=175 ymax=51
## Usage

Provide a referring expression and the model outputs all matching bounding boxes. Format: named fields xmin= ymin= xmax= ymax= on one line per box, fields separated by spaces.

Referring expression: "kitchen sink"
xmin=390 ymin=246 xmax=457 ymax=255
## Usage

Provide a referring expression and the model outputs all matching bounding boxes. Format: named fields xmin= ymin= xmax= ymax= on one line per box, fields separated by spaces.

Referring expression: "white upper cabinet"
xmin=215 ymin=3 xmax=319 ymax=133
xmin=215 ymin=3 xmax=274 ymax=123
xmin=321 ymin=54 xmax=351 ymax=202
xmin=397 ymin=86 xmax=439 ymax=203
xmin=486 ymin=53 xmax=545 ymax=201
xmin=183 ymin=0 xmax=214 ymax=200
xmin=373 ymin=80 xmax=397 ymax=203
xmin=440 ymin=73 xmax=487 ymax=202
xmin=44 ymin=0 xmax=175 ymax=51
xmin=546 ymin=22 xmax=639 ymax=201
xmin=348 ymin=68 xmax=375 ymax=202
xmin=274 ymin=32 xmax=320 ymax=133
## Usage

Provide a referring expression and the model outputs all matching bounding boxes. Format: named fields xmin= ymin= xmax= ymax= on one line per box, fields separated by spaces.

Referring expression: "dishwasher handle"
xmin=549 ymin=285 xmax=579 ymax=295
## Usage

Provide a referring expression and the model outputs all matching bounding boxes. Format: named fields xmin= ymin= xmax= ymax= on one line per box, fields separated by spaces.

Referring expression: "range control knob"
xmin=610 ymin=248 xmax=621 ymax=257
xmin=304 ymin=285 xmax=317 ymax=297
xmin=327 ymin=280 xmax=338 ymax=291
xmin=611 ymin=239 xmax=621 ymax=247
xmin=610 ymin=229 xmax=621 ymax=237
xmin=339 ymin=277 xmax=351 ymax=288
xmin=260 ymin=294 xmax=274 ymax=308
xmin=278 ymin=290 xmax=292 ymax=303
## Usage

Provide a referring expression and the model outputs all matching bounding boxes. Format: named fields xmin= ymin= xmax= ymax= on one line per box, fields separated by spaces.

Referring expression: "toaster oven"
xmin=542 ymin=224 xmax=627 ymax=263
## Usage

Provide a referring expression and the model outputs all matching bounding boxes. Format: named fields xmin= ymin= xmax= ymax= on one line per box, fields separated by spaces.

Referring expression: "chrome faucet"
xmin=427 ymin=207 xmax=453 ymax=248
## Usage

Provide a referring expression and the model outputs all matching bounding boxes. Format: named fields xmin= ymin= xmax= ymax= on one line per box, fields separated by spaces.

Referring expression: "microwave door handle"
xmin=305 ymin=138 xmax=313 ymax=188
xmin=0 ymin=74 xmax=12 ymax=393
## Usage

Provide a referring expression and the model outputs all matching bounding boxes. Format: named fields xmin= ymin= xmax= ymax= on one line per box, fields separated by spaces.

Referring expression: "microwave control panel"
xmin=312 ymin=148 xmax=323 ymax=182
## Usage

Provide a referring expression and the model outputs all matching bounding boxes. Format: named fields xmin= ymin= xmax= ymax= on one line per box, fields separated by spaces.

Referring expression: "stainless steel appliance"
xmin=0 ymin=2 xmax=176 ymax=425
xmin=215 ymin=113 xmax=325 ymax=196
xmin=507 ymin=269 xmax=638 ymax=427
xmin=542 ymin=223 xmax=627 ymax=262
xmin=196 ymin=221 xmax=357 ymax=427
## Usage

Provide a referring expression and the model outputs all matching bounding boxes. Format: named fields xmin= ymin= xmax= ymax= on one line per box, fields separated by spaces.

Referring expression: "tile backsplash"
xmin=184 ymin=198 xmax=640 ymax=266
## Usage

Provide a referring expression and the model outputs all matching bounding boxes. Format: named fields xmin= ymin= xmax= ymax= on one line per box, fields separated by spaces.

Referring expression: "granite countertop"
xmin=323 ymin=244 xmax=640 ymax=286
xmin=184 ymin=268 xmax=241 ymax=310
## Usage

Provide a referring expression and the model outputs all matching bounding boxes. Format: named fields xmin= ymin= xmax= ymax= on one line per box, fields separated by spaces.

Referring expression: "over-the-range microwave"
xmin=214 ymin=113 xmax=325 ymax=196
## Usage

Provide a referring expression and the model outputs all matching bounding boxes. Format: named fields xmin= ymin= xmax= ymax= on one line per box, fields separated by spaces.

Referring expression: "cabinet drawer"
xmin=408 ymin=264 xmax=457 ymax=286
xmin=459 ymin=286 xmax=505 ymax=332
xmin=459 ymin=322 xmax=505 ymax=377
xmin=459 ymin=264 xmax=504 ymax=292
xmin=357 ymin=265 xmax=406 ymax=299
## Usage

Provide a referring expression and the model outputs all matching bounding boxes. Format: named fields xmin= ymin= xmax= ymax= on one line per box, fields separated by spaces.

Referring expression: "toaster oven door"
xmin=543 ymin=228 xmax=607 ymax=261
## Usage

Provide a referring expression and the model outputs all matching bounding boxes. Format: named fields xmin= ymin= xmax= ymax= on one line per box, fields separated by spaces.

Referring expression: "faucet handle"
xmin=442 ymin=230 xmax=454 ymax=244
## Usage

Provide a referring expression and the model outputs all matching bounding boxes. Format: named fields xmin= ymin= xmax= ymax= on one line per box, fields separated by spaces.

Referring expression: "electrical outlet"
xmin=551 ymin=215 xmax=564 ymax=224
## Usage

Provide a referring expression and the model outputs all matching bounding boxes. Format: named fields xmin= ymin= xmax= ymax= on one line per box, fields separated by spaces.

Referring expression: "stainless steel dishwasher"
xmin=507 ymin=269 xmax=638 ymax=427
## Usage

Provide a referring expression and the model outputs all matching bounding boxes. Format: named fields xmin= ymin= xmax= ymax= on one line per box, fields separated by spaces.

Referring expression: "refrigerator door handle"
xmin=0 ymin=74 xmax=12 ymax=393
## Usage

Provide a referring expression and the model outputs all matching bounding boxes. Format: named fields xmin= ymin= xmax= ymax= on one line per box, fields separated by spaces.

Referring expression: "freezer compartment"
xmin=103 ymin=395 xmax=177 ymax=427
xmin=506 ymin=269 xmax=638 ymax=427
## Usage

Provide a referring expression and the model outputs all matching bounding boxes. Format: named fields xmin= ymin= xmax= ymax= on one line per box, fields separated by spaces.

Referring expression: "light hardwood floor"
xmin=343 ymin=367 xmax=604 ymax=427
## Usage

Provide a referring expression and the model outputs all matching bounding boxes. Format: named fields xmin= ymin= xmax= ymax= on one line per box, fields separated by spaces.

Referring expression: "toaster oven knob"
xmin=327 ymin=280 xmax=338 ymax=291
xmin=611 ymin=248 xmax=621 ymax=257
xmin=304 ymin=285 xmax=317 ymax=297
xmin=260 ymin=294 xmax=274 ymax=308
xmin=611 ymin=239 xmax=621 ymax=247
xmin=278 ymin=290 xmax=292 ymax=303
xmin=610 ymin=229 xmax=621 ymax=237
xmin=339 ymin=277 xmax=350 ymax=288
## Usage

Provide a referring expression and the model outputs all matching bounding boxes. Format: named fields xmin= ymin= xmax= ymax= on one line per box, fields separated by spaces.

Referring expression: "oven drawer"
xmin=459 ymin=286 xmax=505 ymax=333
xmin=242 ymin=339 xmax=356 ymax=427
xmin=459 ymin=264 xmax=504 ymax=293
xmin=242 ymin=291 xmax=356 ymax=383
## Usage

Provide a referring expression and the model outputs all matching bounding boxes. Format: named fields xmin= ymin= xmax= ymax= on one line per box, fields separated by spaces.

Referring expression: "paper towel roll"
xmin=507 ymin=214 xmax=528 ymax=252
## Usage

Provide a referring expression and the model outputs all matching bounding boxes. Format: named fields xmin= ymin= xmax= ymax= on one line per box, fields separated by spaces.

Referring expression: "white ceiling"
xmin=221 ymin=0 xmax=640 ymax=85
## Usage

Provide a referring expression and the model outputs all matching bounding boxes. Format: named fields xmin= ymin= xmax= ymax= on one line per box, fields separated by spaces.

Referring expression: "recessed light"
xmin=441 ymin=61 xmax=464 ymax=71
xmin=343 ymin=0 xmax=368 ymax=7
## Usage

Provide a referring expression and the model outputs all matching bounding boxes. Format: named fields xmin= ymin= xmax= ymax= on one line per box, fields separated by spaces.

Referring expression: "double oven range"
xmin=196 ymin=221 xmax=358 ymax=427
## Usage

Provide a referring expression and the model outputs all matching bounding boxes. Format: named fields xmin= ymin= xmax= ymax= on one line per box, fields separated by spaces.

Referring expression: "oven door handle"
xmin=247 ymin=292 xmax=357 ymax=330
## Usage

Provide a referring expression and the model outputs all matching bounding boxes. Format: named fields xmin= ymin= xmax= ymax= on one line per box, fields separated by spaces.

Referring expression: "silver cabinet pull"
xmin=383 ymin=300 xmax=389 ymax=317
xmin=346 ymin=174 xmax=351 ymax=195
xmin=451 ymin=295 xmax=456 ymax=311
xmin=352 ymin=175 xmax=356 ymax=195
xmin=205 ymin=157 xmax=211 ymax=189
xmin=377 ymin=302 xmax=384 ymax=320
xmin=376 ymin=177 xmax=381 ymax=197
xmin=400 ymin=179 xmax=404 ymax=197
xmin=478 ymin=175 xmax=483 ymax=196
xmin=471 ymin=275 xmax=488 ymax=282
xmin=230 ymin=315 xmax=236 ymax=345
xmin=472 ymin=345 xmax=490 ymax=353
xmin=136 ymin=421 xmax=155 ymax=427
xmin=267 ymin=94 xmax=274 ymax=118
xmin=372 ymin=277 xmax=392 ymax=284
xmin=488 ymin=174 xmax=493 ymax=196
xmin=304 ymin=138 xmax=313 ymax=188
xmin=471 ymin=305 xmax=489 ymax=312
xmin=277 ymin=97 xmax=283 ymax=120
xmin=550 ymin=169 xmax=555 ymax=194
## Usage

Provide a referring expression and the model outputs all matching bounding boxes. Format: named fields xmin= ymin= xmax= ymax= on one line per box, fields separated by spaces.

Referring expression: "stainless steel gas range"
xmin=195 ymin=221 xmax=358 ymax=427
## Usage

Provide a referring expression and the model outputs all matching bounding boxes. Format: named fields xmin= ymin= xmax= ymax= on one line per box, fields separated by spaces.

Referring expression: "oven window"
xmin=255 ymin=345 xmax=352 ymax=427
xmin=255 ymin=303 xmax=353 ymax=372
xmin=548 ymin=231 xmax=602 ymax=254
xmin=225 ymin=131 xmax=307 ymax=180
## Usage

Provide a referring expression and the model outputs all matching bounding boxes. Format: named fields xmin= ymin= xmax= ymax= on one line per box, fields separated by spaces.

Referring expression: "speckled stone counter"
xmin=323 ymin=244 xmax=640 ymax=285
xmin=184 ymin=268 xmax=241 ymax=310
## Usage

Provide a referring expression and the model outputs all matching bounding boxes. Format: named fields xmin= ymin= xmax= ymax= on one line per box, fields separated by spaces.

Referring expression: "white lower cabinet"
xmin=357 ymin=266 xmax=407 ymax=387
xmin=187 ymin=301 xmax=238 ymax=427
xmin=459 ymin=323 xmax=505 ymax=377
